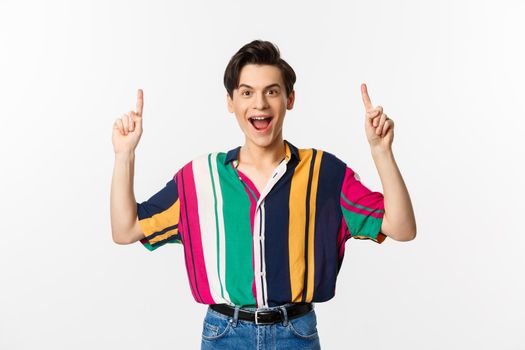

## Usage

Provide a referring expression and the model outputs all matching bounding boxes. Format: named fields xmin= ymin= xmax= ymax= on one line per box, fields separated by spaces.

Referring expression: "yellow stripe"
xmin=306 ymin=150 xmax=323 ymax=302
xmin=139 ymin=199 xmax=180 ymax=240
xmin=288 ymin=149 xmax=312 ymax=302
xmin=148 ymin=227 xmax=180 ymax=244
xmin=284 ymin=141 xmax=292 ymax=161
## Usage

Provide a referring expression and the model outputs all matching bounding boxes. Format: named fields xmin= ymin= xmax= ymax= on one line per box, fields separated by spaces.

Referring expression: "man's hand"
xmin=112 ymin=89 xmax=144 ymax=154
xmin=361 ymin=83 xmax=394 ymax=152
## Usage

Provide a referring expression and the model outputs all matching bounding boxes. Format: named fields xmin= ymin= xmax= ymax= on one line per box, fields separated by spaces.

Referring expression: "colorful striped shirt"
xmin=136 ymin=140 xmax=386 ymax=308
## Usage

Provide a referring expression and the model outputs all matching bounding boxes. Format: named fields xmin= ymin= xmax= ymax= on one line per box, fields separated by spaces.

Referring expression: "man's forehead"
xmin=237 ymin=64 xmax=283 ymax=88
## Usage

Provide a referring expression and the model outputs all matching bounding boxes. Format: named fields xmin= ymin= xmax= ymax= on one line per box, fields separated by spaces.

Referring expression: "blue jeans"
xmin=201 ymin=303 xmax=321 ymax=349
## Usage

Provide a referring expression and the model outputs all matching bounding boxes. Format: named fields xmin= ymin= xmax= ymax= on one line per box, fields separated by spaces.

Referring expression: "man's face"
xmin=227 ymin=64 xmax=295 ymax=149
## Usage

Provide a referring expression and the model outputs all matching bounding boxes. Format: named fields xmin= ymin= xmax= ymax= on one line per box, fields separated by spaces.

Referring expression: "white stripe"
xmin=210 ymin=153 xmax=231 ymax=303
xmin=253 ymin=207 xmax=264 ymax=307
xmin=260 ymin=203 xmax=268 ymax=308
xmin=193 ymin=154 xmax=229 ymax=304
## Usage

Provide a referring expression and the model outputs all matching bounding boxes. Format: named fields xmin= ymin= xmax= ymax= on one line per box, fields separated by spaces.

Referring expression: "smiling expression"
xmin=227 ymin=64 xmax=295 ymax=149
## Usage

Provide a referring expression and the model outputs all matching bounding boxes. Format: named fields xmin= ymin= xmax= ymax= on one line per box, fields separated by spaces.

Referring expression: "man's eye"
xmin=267 ymin=89 xmax=279 ymax=95
xmin=242 ymin=91 xmax=251 ymax=96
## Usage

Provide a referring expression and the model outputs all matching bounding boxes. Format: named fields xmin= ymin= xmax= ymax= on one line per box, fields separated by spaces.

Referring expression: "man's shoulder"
xmin=190 ymin=151 xmax=226 ymax=161
xmin=297 ymin=145 xmax=346 ymax=167
xmin=179 ymin=151 xmax=230 ymax=170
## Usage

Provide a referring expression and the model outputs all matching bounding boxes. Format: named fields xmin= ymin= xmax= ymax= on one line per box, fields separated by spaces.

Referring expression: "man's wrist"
xmin=370 ymin=146 xmax=393 ymax=159
xmin=115 ymin=151 xmax=136 ymax=162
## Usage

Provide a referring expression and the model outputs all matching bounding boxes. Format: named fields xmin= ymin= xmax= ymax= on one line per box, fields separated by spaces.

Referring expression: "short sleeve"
xmin=340 ymin=166 xmax=386 ymax=244
xmin=136 ymin=174 xmax=182 ymax=251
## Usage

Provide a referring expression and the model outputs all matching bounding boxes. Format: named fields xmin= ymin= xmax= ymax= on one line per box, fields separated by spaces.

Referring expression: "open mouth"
xmin=249 ymin=116 xmax=273 ymax=132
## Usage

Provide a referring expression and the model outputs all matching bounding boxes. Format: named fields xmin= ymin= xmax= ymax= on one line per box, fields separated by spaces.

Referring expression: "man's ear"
xmin=226 ymin=92 xmax=233 ymax=113
xmin=286 ymin=90 xmax=295 ymax=110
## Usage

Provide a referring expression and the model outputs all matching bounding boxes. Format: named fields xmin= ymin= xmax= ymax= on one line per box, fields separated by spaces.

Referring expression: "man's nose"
xmin=254 ymin=92 xmax=269 ymax=109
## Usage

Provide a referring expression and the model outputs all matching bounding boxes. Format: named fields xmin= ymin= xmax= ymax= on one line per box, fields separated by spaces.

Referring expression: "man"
xmin=110 ymin=40 xmax=416 ymax=349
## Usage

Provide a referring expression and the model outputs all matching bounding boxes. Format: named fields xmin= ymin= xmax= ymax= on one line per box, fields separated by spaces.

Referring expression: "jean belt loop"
xmin=231 ymin=305 xmax=240 ymax=327
xmin=279 ymin=305 xmax=289 ymax=327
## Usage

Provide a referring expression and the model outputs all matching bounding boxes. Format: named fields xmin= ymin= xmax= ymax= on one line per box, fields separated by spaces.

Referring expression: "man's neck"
xmin=238 ymin=138 xmax=286 ymax=169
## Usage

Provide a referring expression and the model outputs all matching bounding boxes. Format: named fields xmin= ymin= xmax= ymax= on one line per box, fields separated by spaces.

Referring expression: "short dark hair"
xmin=223 ymin=40 xmax=296 ymax=99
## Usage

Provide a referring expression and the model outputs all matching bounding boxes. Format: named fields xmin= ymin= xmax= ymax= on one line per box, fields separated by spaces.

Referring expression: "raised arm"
xmin=110 ymin=89 xmax=146 ymax=244
xmin=361 ymin=83 xmax=417 ymax=241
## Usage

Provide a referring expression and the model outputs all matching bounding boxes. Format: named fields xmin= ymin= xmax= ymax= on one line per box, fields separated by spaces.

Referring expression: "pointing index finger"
xmin=361 ymin=83 xmax=373 ymax=111
xmin=136 ymin=89 xmax=144 ymax=116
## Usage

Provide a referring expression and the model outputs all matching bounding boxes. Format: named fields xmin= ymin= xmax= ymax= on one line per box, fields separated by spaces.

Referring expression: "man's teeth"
xmin=251 ymin=116 xmax=271 ymax=120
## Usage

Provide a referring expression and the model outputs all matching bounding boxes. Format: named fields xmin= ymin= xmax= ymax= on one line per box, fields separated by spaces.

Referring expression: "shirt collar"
xmin=224 ymin=139 xmax=300 ymax=166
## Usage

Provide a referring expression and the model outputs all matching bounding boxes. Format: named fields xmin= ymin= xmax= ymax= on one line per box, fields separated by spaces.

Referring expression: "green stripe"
xmin=341 ymin=192 xmax=385 ymax=213
xmin=341 ymin=206 xmax=383 ymax=241
xmin=241 ymin=180 xmax=258 ymax=202
xmin=208 ymin=154 xmax=225 ymax=298
xmin=142 ymin=235 xmax=181 ymax=251
xmin=216 ymin=153 xmax=256 ymax=306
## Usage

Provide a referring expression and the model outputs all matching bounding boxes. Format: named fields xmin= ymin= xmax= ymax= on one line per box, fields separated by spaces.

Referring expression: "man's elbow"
xmin=112 ymin=221 xmax=144 ymax=245
xmin=382 ymin=217 xmax=417 ymax=242
xmin=112 ymin=231 xmax=133 ymax=245
xmin=393 ymin=225 xmax=417 ymax=241
xmin=383 ymin=223 xmax=416 ymax=242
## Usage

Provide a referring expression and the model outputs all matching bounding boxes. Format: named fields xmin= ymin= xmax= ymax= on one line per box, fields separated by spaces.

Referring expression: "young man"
xmin=110 ymin=40 xmax=416 ymax=349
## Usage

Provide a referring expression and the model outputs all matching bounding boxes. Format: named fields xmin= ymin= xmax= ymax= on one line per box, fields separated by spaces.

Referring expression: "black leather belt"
xmin=209 ymin=302 xmax=313 ymax=325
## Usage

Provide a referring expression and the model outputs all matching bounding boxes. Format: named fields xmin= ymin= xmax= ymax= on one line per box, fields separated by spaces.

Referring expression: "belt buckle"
xmin=254 ymin=309 xmax=262 ymax=325
xmin=254 ymin=309 xmax=274 ymax=325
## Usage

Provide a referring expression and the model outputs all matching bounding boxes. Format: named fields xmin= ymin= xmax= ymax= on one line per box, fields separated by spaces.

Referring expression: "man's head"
xmin=224 ymin=40 xmax=296 ymax=99
xmin=224 ymin=40 xmax=296 ymax=150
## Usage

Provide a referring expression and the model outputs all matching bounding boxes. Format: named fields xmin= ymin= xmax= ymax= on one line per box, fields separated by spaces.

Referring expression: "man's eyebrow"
xmin=238 ymin=83 xmax=282 ymax=89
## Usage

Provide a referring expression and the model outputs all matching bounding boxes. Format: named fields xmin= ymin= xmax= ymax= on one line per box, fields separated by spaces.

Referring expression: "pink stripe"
xmin=176 ymin=170 xmax=198 ymax=302
xmin=237 ymin=169 xmax=261 ymax=199
xmin=179 ymin=164 xmax=214 ymax=304
xmin=342 ymin=167 xmax=385 ymax=211
xmin=337 ymin=218 xmax=348 ymax=260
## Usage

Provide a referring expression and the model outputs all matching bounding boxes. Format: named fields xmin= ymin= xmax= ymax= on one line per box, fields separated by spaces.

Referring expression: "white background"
xmin=1 ymin=0 xmax=524 ymax=349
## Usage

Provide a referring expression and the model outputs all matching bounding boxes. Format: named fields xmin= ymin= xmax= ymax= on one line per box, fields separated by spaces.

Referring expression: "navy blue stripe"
xmin=264 ymin=158 xmax=298 ymax=307
xmin=150 ymin=233 xmax=182 ymax=247
xmin=136 ymin=178 xmax=179 ymax=219
xmin=313 ymin=151 xmax=346 ymax=302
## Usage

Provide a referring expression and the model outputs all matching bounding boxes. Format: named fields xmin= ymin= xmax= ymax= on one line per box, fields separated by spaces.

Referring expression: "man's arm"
xmin=360 ymin=83 xmax=416 ymax=241
xmin=110 ymin=152 xmax=144 ymax=244
xmin=371 ymin=148 xmax=416 ymax=241
xmin=110 ymin=89 xmax=146 ymax=244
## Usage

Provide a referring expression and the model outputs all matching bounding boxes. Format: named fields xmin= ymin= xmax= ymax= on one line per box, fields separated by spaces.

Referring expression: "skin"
xmin=112 ymin=89 xmax=143 ymax=151
xmin=110 ymin=89 xmax=144 ymax=244
xmin=361 ymin=83 xmax=417 ymax=241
